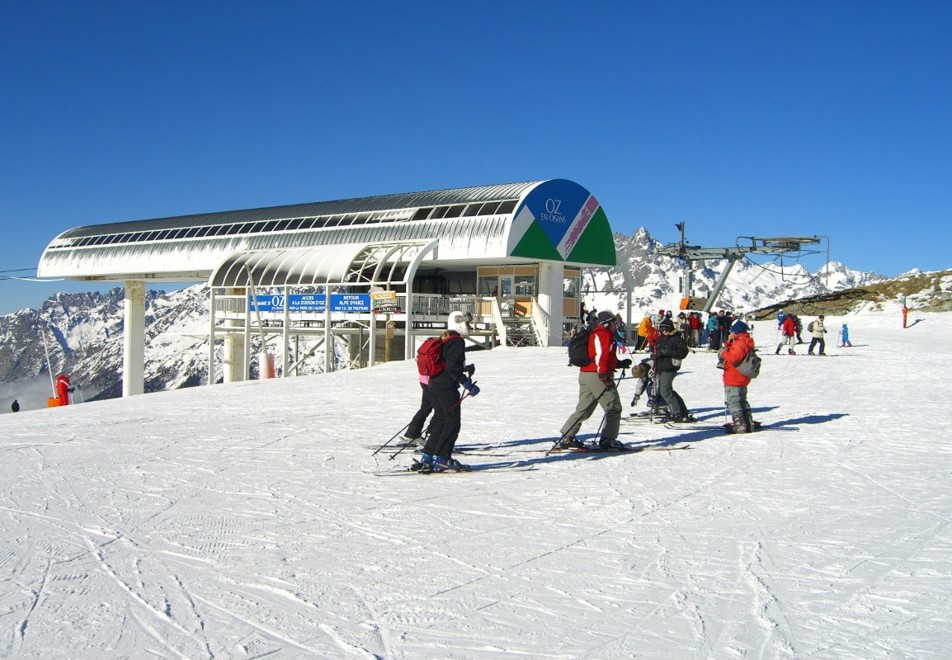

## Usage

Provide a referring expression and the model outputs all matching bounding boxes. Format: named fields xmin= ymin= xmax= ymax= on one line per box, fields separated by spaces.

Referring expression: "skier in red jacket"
xmin=776 ymin=314 xmax=797 ymax=355
xmin=721 ymin=321 xmax=756 ymax=433
xmin=557 ymin=311 xmax=630 ymax=451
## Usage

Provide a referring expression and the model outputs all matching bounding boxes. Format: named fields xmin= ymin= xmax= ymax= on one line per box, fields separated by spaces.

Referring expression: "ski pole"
xmin=649 ymin=362 xmax=663 ymax=423
xmin=389 ymin=385 xmax=474 ymax=461
xmin=372 ymin=421 xmax=412 ymax=457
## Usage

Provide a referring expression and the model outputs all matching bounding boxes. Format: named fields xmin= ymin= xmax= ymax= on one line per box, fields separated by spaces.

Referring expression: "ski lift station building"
xmin=37 ymin=179 xmax=621 ymax=398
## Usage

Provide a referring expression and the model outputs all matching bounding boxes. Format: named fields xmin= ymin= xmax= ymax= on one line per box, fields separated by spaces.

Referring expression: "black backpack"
xmin=567 ymin=326 xmax=593 ymax=367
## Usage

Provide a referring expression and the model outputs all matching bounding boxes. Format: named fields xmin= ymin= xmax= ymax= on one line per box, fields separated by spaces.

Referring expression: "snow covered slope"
xmin=2 ymin=303 xmax=949 ymax=657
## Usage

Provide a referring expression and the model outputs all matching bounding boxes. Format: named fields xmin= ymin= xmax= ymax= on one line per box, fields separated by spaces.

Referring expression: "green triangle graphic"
xmin=566 ymin=208 xmax=615 ymax=266
xmin=511 ymin=220 xmax=564 ymax=260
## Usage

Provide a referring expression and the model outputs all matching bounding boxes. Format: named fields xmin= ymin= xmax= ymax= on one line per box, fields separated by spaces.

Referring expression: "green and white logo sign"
xmin=507 ymin=179 xmax=615 ymax=266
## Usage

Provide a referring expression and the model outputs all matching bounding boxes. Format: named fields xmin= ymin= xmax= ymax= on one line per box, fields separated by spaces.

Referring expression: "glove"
xmin=617 ymin=358 xmax=632 ymax=369
xmin=463 ymin=364 xmax=476 ymax=377
xmin=598 ymin=373 xmax=615 ymax=388
xmin=462 ymin=378 xmax=480 ymax=397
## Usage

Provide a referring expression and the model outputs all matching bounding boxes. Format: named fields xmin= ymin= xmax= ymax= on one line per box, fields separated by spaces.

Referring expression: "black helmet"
xmin=596 ymin=311 xmax=616 ymax=325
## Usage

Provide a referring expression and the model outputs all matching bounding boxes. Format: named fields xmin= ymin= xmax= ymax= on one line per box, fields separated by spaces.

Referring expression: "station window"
xmin=478 ymin=276 xmax=497 ymax=296
xmin=478 ymin=201 xmax=501 ymax=215
xmin=497 ymin=200 xmax=517 ymax=214
xmin=563 ymin=276 xmax=579 ymax=298
xmin=411 ymin=207 xmax=432 ymax=221
xmin=444 ymin=205 xmax=466 ymax=218
xmin=515 ymin=276 xmax=536 ymax=297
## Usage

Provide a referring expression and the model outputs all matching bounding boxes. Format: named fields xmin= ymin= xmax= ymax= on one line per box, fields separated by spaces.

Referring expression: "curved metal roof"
xmin=54 ymin=181 xmax=541 ymax=239
xmin=37 ymin=179 xmax=616 ymax=281
xmin=211 ymin=240 xmax=439 ymax=288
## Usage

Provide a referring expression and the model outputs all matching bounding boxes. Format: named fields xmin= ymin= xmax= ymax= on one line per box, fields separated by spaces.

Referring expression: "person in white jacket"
xmin=807 ymin=315 xmax=827 ymax=356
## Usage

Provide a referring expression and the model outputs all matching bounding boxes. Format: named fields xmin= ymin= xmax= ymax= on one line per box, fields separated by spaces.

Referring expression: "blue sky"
xmin=2 ymin=1 xmax=949 ymax=314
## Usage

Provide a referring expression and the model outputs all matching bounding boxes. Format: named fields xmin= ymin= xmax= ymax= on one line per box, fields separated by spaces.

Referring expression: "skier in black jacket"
xmin=653 ymin=318 xmax=693 ymax=422
xmin=418 ymin=311 xmax=480 ymax=473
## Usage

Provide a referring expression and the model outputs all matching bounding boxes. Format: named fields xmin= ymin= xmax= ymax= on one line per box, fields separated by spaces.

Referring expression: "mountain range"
xmin=0 ymin=228 xmax=916 ymax=410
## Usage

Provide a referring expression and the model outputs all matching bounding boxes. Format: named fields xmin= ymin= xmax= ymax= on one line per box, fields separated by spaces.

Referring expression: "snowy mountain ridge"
xmin=0 ymin=227 xmax=903 ymax=408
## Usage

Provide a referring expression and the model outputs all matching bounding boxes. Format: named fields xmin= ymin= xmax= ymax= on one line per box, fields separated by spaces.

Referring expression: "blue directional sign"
xmin=330 ymin=294 xmax=370 ymax=312
xmin=251 ymin=293 xmax=371 ymax=313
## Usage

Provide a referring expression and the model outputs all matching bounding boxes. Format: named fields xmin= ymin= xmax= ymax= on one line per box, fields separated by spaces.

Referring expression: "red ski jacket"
xmin=581 ymin=324 xmax=619 ymax=375
xmin=722 ymin=332 xmax=755 ymax=387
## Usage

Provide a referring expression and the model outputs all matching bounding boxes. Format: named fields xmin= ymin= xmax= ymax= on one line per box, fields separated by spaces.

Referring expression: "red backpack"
xmin=416 ymin=335 xmax=460 ymax=377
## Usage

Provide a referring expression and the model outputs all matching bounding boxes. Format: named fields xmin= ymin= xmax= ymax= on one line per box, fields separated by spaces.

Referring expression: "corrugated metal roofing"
xmin=54 ymin=181 xmax=541 ymax=239
xmin=38 ymin=181 xmax=542 ymax=281
xmin=37 ymin=179 xmax=618 ymax=280
xmin=210 ymin=241 xmax=439 ymax=288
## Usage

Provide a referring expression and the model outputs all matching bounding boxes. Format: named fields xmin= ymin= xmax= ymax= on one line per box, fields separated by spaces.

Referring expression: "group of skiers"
xmin=775 ymin=310 xmax=852 ymax=355
xmin=394 ymin=305 xmax=849 ymax=472
xmin=557 ymin=308 xmax=757 ymax=446
xmin=636 ymin=308 xmax=759 ymax=353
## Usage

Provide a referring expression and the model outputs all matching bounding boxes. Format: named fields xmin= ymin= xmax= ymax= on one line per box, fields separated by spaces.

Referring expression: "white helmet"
xmin=447 ymin=311 xmax=472 ymax=337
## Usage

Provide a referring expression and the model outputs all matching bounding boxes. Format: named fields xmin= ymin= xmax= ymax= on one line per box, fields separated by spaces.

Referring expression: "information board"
xmin=251 ymin=293 xmax=371 ymax=313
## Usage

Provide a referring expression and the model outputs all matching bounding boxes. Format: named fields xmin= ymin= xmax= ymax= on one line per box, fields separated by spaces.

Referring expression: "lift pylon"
xmin=660 ymin=224 xmax=823 ymax=313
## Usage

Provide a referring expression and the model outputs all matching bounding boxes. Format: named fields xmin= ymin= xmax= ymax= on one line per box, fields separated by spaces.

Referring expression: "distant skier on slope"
xmin=776 ymin=314 xmax=798 ymax=355
xmin=48 ymin=373 xmax=74 ymax=407
xmin=807 ymin=315 xmax=828 ymax=356
xmin=840 ymin=323 xmax=853 ymax=347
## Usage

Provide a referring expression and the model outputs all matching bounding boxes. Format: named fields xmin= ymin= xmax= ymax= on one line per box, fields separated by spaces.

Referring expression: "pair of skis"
xmin=550 ymin=442 xmax=691 ymax=454
xmin=374 ymin=458 xmax=534 ymax=477
xmin=371 ymin=440 xmax=693 ymax=476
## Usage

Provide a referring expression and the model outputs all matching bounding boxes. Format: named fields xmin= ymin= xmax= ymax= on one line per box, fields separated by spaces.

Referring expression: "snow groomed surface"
xmin=1 ymin=305 xmax=950 ymax=657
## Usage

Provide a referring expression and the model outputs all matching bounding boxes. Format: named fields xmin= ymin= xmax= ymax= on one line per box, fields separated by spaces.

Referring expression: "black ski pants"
xmin=422 ymin=382 xmax=462 ymax=460
xmin=406 ymin=383 xmax=433 ymax=440
xmin=657 ymin=370 xmax=687 ymax=418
